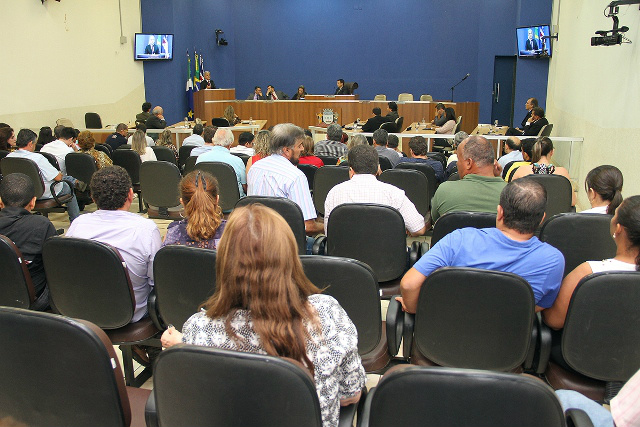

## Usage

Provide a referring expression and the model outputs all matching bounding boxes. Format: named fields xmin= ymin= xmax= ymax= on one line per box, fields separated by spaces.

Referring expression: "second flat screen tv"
xmin=516 ymin=25 xmax=551 ymax=58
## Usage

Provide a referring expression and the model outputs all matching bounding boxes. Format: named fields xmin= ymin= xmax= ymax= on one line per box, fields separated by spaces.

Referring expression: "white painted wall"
xmin=0 ymin=0 xmax=145 ymax=129
xmin=547 ymin=0 xmax=640 ymax=210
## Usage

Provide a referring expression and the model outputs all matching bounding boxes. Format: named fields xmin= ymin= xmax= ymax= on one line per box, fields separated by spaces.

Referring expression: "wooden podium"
xmin=194 ymin=89 xmax=236 ymax=121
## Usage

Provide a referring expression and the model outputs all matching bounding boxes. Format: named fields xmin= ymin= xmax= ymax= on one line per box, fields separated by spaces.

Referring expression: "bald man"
xmin=145 ymin=106 xmax=167 ymax=129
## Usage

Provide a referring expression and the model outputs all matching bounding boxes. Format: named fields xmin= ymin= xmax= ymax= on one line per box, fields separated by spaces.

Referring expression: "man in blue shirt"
xmin=196 ymin=128 xmax=247 ymax=197
xmin=400 ymin=179 xmax=564 ymax=313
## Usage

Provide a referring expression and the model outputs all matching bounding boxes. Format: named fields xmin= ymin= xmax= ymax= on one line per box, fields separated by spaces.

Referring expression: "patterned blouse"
xmin=181 ymin=294 xmax=366 ymax=427
xmin=162 ymin=219 xmax=226 ymax=249
xmin=532 ymin=163 xmax=556 ymax=175
xmin=81 ymin=148 xmax=112 ymax=169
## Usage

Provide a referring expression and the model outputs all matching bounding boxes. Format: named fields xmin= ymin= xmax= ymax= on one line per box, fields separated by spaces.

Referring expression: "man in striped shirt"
xmin=247 ymin=123 xmax=324 ymax=236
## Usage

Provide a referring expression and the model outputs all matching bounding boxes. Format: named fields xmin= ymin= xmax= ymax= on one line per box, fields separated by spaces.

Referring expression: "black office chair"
xmin=140 ymin=161 xmax=183 ymax=219
xmin=426 ymin=151 xmax=447 ymax=169
xmin=406 ymin=267 xmax=535 ymax=372
xmin=312 ymin=165 xmax=350 ymax=216
xmin=300 ymin=256 xmax=402 ymax=373
xmin=455 ymin=115 xmax=463 ymax=133
xmin=94 ymin=143 xmax=112 ymax=158
xmin=380 ymin=122 xmax=397 ymax=133
xmin=431 ymin=211 xmax=497 ymax=248
xmin=539 ymin=213 xmax=617 ymax=277
xmin=379 ymin=169 xmax=430 ymax=217
xmin=447 ymin=171 xmax=460 ymax=181
xmin=85 ymin=112 xmax=103 ymax=129
xmin=0 ymin=149 xmax=10 ymax=171
xmin=359 ymin=366 xmax=592 ymax=427
xmin=317 ymin=155 xmax=339 ymax=166
xmin=65 ymin=152 xmax=97 ymax=207
xmin=231 ymin=152 xmax=250 ymax=165
xmin=314 ymin=203 xmax=420 ymax=297
xmin=193 ymin=161 xmax=241 ymax=213
xmin=39 ymin=151 xmax=61 ymax=170
xmin=298 ymin=163 xmax=319 ymax=191
xmin=235 ymin=196 xmax=306 ymax=255
xmin=118 ymin=144 xmax=132 ymax=150
xmin=183 ymin=155 xmax=198 ymax=174
xmin=1 ymin=157 xmax=74 ymax=217
xmin=43 ymin=237 xmax=160 ymax=387
xmin=111 ymin=150 xmax=144 ymax=212
xmin=148 ymin=245 xmax=217 ymax=330
xmin=0 ymin=235 xmax=37 ymax=309
xmin=378 ymin=155 xmax=393 ymax=171
xmin=178 ymin=145 xmax=196 ymax=171
xmin=538 ymin=124 xmax=554 ymax=137
xmin=522 ymin=175 xmax=573 ymax=221
xmin=210 ymin=117 xmax=231 ymax=127
xmin=543 ymin=271 xmax=640 ymax=403
xmin=395 ymin=116 xmax=404 ymax=132
xmin=344 ymin=81 xmax=358 ymax=94
xmin=395 ymin=162 xmax=437 ymax=205
xmin=147 ymin=346 xmax=356 ymax=427
xmin=151 ymin=146 xmax=178 ymax=164
xmin=0 ymin=307 xmax=150 ymax=427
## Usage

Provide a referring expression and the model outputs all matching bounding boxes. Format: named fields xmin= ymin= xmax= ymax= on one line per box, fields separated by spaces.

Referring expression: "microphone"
xmin=462 ymin=73 xmax=470 ymax=81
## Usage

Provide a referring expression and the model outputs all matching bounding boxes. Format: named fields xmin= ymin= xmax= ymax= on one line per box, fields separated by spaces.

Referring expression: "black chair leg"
xmin=120 ymin=344 xmax=153 ymax=387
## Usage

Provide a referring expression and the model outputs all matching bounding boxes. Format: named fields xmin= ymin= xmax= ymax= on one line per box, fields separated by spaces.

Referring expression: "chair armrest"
xmin=385 ymin=296 xmax=404 ymax=357
xmin=523 ymin=316 xmax=538 ymax=372
xmin=420 ymin=241 xmax=429 ymax=257
xmin=402 ymin=312 xmax=415 ymax=360
xmin=409 ymin=242 xmax=419 ymax=266
xmin=312 ymin=235 xmax=327 ymax=255
xmin=144 ymin=391 xmax=159 ymax=427
xmin=338 ymin=401 xmax=358 ymax=427
xmin=356 ymin=386 xmax=377 ymax=427
xmin=565 ymin=409 xmax=594 ymax=427
xmin=536 ymin=313 xmax=552 ymax=374
xmin=51 ymin=180 xmax=72 ymax=206
xmin=147 ymin=290 xmax=164 ymax=330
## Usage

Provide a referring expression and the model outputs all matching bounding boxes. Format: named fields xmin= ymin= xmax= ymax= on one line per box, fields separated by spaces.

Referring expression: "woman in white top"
xmin=581 ymin=165 xmax=623 ymax=214
xmin=434 ymin=107 xmax=457 ymax=135
xmin=543 ymin=195 xmax=640 ymax=329
xmin=131 ymin=129 xmax=157 ymax=162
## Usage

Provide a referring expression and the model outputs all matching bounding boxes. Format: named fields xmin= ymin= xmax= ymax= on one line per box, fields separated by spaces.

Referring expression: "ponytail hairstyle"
xmin=585 ymin=165 xmax=623 ymax=215
xmin=531 ymin=136 xmax=554 ymax=163
xmin=614 ymin=195 xmax=640 ymax=271
xmin=180 ymin=171 xmax=223 ymax=241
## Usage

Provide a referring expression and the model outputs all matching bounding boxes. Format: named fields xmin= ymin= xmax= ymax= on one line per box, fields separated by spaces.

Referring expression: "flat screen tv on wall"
xmin=516 ymin=25 xmax=552 ymax=58
xmin=134 ymin=33 xmax=173 ymax=61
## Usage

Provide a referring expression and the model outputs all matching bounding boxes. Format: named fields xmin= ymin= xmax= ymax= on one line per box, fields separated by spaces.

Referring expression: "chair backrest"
xmin=140 ymin=161 xmax=182 ymax=209
xmin=395 ymin=162 xmax=437 ymax=203
xmin=317 ymin=155 xmax=338 ymax=166
xmin=366 ymin=366 xmax=566 ymax=427
xmin=312 ymin=165 xmax=350 ymax=215
xmin=522 ymin=174 xmax=572 ymax=220
xmin=538 ymin=123 xmax=553 ymax=137
xmin=111 ymin=149 xmax=141 ymax=185
xmin=65 ymin=152 xmax=97 ymax=185
xmin=235 ymin=196 xmax=306 ymax=255
xmin=327 ymin=203 xmax=407 ymax=282
xmin=448 ymin=171 xmax=460 ymax=181
xmin=426 ymin=152 xmax=447 ymax=168
xmin=94 ymin=143 xmax=112 ymax=158
xmin=0 ymin=149 xmax=9 ymax=167
xmin=84 ymin=112 xmax=103 ymax=129
xmin=297 ymin=163 xmax=318 ymax=190
xmin=380 ymin=122 xmax=397 ymax=133
xmin=193 ymin=161 xmax=241 ymax=212
xmin=398 ymin=93 xmax=414 ymax=101
xmin=178 ymin=145 xmax=196 ymax=170
xmin=231 ymin=152 xmax=250 ymax=165
xmin=153 ymin=346 xmax=323 ymax=427
xmin=344 ymin=81 xmax=358 ymax=94
xmin=300 ymin=256 xmax=381 ymax=355
xmin=455 ymin=115 xmax=463 ymax=133
xmin=152 ymin=145 xmax=177 ymax=164
xmin=0 ymin=235 xmax=36 ymax=308
xmin=379 ymin=169 xmax=430 ymax=216
xmin=374 ymin=94 xmax=386 ymax=101
xmin=395 ymin=116 xmax=404 ymax=131
xmin=153 ymin=245 xmax=217 ymax=329
xmin=39 ymin=151 xmax=60 ymax=170
xmin=56 ymin=118 xmax=73 ymax=127
xmin=562 ymin=271 xmax=640 ymax=381
xmin=210 ymin=117 xmax=231 ymax=127
xmin=378 ymin=155 xmax=393 ymax=171
xmin=183 ymin=155 xmax=198 ymax=174
xmin=43 ymin=237 xmax=136 ymax=329
xmin=414 ymin=267 xmax=535 ymax=371
xmin=420 ymin=94 xmax=433 ymax=101
xmin=539 ymin=213 xmax=617 ymax=276
xmin=0 ymin=307 xmax=132 ymax=427
xmin=431 ymin=211 xmax=497 ymax=247
xmin=117 ymin=144 xmax=132 ymax=150
xmin=1 ymin=157 xmax=46 ymax=198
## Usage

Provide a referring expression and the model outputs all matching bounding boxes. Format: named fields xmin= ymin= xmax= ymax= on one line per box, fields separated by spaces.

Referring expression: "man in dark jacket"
xmin=361 ymin=108 xmax=388 ymax=132
xmin=146 ymin=106 xmax=167 ymax=129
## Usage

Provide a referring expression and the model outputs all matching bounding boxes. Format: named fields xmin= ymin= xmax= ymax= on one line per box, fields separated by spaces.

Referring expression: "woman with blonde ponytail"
xmin=162 ymin=170 xmax=226 ymax=249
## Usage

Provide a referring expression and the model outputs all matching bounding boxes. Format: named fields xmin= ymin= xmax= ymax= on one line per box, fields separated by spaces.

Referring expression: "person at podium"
xmin=201 ymin=71 xmax=216 ymax=89
xmin=525 ymin=28 xmax=539 ymax=51
xmin=335 ymin=79 xmax=348 ymax=95
xmin=144 ymin=35 xmax=161 ymax=55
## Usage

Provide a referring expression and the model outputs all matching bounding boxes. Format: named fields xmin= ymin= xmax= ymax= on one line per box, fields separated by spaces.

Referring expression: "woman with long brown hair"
xmin=223 ymin=105 xmax=241 ymax=126
xmin=162 ymin=204 xmax=365 ymax=427
xmin=162 ymin=170 xmax=225 ymax=249
xmin=131 ymin=130 xmax=157 ymax=162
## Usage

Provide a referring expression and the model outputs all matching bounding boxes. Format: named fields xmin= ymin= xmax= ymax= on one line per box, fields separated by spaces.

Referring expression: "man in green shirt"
xmin=431 ymin=135 xmax=506 ymax=223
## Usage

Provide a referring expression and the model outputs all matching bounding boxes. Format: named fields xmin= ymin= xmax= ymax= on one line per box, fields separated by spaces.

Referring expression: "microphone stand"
xmin=450 ymin=73 xmax=469 ymax=102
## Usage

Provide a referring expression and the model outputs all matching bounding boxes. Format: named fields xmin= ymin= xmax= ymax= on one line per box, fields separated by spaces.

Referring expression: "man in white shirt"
xmin=497 ymin=136 xmax=524 ymax=169
xmin=230 ymin=132 xmax=255 ymax=156
xmin=127 ymin=123 xmax=155 ymax=147
xmin=181 ymin=123 xmax=205 ymax=147
xmin=7 ymin=129 xmax=83 ymax=222
xmin=324 ymin=144 xmax=426 ymax=236
xmin=39 ymin=126 xmax=78 ymax=174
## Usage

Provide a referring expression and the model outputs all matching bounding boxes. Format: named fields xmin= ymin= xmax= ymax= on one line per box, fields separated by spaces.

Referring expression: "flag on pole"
xmin=186 ymin=50 xmax=194 ymax=120
xmin=194 ymin=50 xmax=201 ymax=91
xmin=199 ymin=53 xmax=205 ymax=83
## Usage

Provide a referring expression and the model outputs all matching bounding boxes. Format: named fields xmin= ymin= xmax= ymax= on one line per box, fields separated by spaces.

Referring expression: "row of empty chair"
xmin=374 ymin=94 xmax=434 ymax=102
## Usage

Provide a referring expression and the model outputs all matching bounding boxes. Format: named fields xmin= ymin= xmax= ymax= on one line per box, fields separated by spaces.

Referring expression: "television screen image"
xmin=516 ymin=25 xmax=551 ymax=58
xmin=134 ymin=33 xmax=173 ymax=60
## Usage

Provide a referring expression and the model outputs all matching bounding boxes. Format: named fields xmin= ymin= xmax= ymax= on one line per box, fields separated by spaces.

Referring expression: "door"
xmin=491 ymin=56 xmax=516 ymax=127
